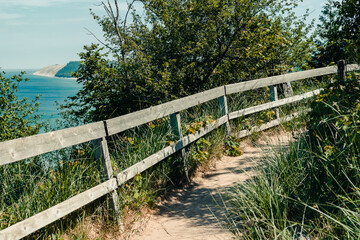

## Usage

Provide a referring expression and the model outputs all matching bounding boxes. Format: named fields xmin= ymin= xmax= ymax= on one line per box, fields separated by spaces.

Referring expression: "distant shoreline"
xmin=33 ymin=64 xmax=65 ymax=77
xmin=32 ymin=61 xmax=81 ymax=79
xmin=32 ymin=72 xmax=77 ymax=80
xmin=33 ymin=72 xmax=55 ymax=78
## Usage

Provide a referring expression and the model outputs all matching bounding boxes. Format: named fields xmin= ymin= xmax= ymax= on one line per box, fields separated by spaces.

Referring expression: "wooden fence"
xmin=0 ymin=63 xmax=359 ymax=239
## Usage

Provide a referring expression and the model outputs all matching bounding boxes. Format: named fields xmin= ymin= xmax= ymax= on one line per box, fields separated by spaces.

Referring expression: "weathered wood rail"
xmin=1 ymin=63 xmax=359 ymax=239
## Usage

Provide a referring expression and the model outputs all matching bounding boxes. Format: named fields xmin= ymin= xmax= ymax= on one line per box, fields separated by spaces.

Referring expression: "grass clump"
xmin=0 ymin=147 xmax=105 ymax=238
xmin=223 ymin=73 xmax=360 ymax=239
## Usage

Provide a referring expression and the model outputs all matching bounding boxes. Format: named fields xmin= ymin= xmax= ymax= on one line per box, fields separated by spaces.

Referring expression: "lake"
xmin=2 ymin=70 xmax=82 ymax=123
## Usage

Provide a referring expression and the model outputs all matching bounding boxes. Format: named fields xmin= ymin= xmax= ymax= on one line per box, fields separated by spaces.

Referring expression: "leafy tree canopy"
xmin=0 ymin=71 xmax=42 ymax=141
xmin=312 ymin=0 xmax=360 ymax=67
xmin=62 ymin=0 xmax=313 ymax=123
xmin=338 ymin=0 xmax=360 ymax=62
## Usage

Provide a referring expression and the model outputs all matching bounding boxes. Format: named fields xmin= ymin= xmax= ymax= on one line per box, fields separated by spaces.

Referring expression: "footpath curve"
xmin=129 ymin=130 xmax=293 ymax=240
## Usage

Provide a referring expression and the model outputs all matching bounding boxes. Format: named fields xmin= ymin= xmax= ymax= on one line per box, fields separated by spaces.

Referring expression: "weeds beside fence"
xmin=221 ymin=64 xmax=360 ymax=239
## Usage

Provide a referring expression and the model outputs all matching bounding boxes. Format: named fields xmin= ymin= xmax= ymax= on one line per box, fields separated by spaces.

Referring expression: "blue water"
xmin=2 ymin=70 xmax=82 ymax=123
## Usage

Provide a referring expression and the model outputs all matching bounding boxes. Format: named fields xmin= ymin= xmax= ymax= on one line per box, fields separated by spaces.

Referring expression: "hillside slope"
xmin=33 ymin=64 xmax=66 ymax=77
xmin=55 ymin=61 xmax=80 ymax=78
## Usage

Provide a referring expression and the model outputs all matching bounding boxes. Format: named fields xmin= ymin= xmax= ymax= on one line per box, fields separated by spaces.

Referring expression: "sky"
xmin=0 ymin=0 xmax=328 ymax=70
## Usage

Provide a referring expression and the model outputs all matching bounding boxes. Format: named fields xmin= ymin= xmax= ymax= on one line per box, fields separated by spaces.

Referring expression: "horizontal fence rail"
xmin=0 ymin=64 xmax=359 ymax=239
xmin=226 ymin=65 xmax=337 ymax=94
xmin=232 ymin=110 xmax=309 ymax=139
xmin=0 ymin=179 xmax=118 ymax=239
xmin=228 ymin=89 xmax=322 ymax=120
xmin=0 ymin=122 xmax=106 ymax=166
xmin=106 ymin=86 xmax=225 ymax=136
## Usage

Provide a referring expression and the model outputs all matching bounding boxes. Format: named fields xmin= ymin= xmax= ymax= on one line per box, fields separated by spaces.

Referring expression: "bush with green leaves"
xmin=312 ymin=0 xmax=360 ymax=67
xmin=0 ymin=71 xmax=42 ymax=141
xmin=224 ymin=136 xmax=242 ymax=157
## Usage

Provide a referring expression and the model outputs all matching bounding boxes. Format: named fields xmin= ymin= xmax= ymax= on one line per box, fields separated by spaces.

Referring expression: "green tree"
xmin=337 ymin=0 xmax=360 ymax=62
xmin=312 ymin=0 xmax=345 ymax=67
xmin=0 ymin=71 xmax=42 ymax=141
xmin=312 ymin=0 xmax=360 ymax=66
xmin=63 ymin=0 xmax=313 ymax=123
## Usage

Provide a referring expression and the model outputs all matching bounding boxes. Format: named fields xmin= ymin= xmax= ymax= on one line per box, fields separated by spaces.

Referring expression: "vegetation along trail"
xmin=130 ymin=130 xmax=293 ymax=240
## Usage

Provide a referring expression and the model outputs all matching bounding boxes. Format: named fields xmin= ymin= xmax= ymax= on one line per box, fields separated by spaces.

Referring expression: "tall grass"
xmin=222 ymin=73 xmax=360 ymax=239
xmin=0 ymin=146 xmax=104 ymax=238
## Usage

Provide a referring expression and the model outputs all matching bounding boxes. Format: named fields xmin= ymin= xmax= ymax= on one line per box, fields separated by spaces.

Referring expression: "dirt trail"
xmin=130 ymin=131 xmax=293 ymax=240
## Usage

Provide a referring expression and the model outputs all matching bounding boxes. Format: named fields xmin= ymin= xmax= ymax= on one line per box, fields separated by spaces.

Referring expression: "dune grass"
xmin=222 ymin=73 xmax=360 ymax=239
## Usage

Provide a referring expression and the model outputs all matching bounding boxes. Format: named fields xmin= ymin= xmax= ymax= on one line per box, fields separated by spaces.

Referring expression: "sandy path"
xmin=130 ymin=131 xmax=292 ymax=240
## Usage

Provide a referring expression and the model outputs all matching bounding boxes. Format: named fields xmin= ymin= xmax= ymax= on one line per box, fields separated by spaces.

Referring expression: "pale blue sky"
xmin=0 ymin=0 xmax=328 ymax=70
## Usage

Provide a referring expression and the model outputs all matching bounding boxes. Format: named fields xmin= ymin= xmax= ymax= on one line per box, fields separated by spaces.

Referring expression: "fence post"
xmin=338 ymin=59 xmax=346 ymax=84
xmin=283 ymin=81 xmax=294 ymax=97
xmin=218 ymin=87 xmax=231 ymax=135
xmin=93 ymin=134 xmax=123 ymax=230
xmin=270 ymin=85 xmax=280 ymax=119
xmin=170 ymin=112 xmax=190 ymax=181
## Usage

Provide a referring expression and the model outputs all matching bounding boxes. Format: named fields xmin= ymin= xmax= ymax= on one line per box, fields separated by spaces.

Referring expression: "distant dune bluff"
xmin=33 ymin=64 xmax=66 ymax=77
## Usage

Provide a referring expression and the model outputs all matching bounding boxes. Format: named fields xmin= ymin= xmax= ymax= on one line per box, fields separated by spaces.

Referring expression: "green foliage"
xmin=184 ymin=115 xmax=215 ymax=135
xmin=0 ymin=71 xmax=42 ymax=141
xmin=63 ymin=0 xmax=313 ymax=123
xmin=307 ymin=72 xmax=360 ymax=203
xmin=224 ymin=136 xmax=242 ymax=156
xmin=191 ymin=138 xmax=212 ymax=163
xmin=55 ymin=61 xmax=81 ymax=78
xmin=338 ymin=0 xmax=360 ymax=62
xmin=119 ymin=173 xmax=157 ymax=209
xmin=312 ymin=0 xmax=345 ymax=67
xmin=312 ymin=0 xmax=360 ymax=66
